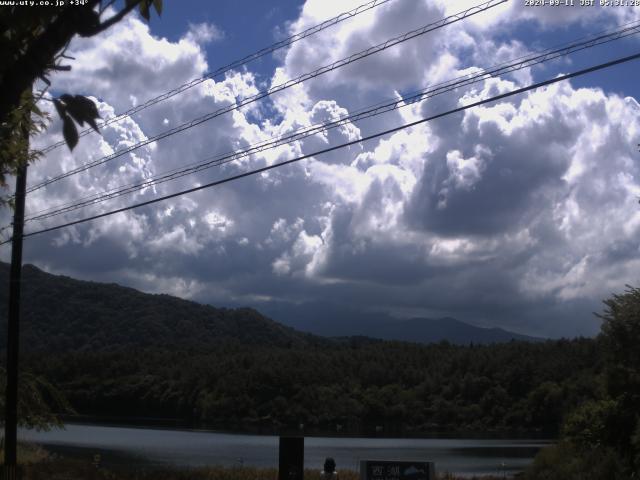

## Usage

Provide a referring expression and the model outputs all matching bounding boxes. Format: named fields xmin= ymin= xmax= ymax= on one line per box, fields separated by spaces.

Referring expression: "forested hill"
xmin=0 ymin=262 xmax=321 ymax=352
xmin=0 ymin=262 xmax=601 ymax=435
xmin=0 ymin=262 xmax=537 ymax=350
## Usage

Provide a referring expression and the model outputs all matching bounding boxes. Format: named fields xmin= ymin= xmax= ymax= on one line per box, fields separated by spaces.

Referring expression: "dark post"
xmin=4 ymin=161 xmax=27 ymax=468
xmin=278 ymin=436 xmax=304 ymax=480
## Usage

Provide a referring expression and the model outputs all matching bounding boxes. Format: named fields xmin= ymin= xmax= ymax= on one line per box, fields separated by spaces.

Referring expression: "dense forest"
xmin=23 ymin=338 xmax=599 ymax=436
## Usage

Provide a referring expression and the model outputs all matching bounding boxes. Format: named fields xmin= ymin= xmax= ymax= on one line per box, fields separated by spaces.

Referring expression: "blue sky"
xmin=149 ymin=0 xmax=304 ymax=80
xmin=3 ymin=0 xmax=640 ymax=339
xmin=495 ymin=18 xmax=640 ymax=96
xmin=148 ymin=1 xmax=640 ymax=97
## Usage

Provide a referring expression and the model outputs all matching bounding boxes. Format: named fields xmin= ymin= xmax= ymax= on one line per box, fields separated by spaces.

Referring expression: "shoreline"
xmin=57 ymin=416 xmax=556 ymax=441
xmin=9 ymin=442 xmax=518 ymax=480
xmin=19 ymin=424 xmax=547 ymax=477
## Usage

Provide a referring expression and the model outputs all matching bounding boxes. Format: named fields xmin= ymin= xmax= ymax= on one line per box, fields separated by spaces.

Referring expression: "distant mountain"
xmin=0 ymin=262 xmax=320 ymax=353
xmin=0 ymin=262 xmax=539 ymax=353
xmin=260 ymin=301 xmax=542 ymax=344
xmin=373 ymin=316 xmax=540 ymax=344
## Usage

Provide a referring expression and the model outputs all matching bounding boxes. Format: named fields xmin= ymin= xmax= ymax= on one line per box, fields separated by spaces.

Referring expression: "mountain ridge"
xmin=259 ymin=301 xmax=542 ymax=344
xmin=0 ymin=262 xmax=541 ymax=350
xmin=0 ymin=262 xmax=320 ymax=353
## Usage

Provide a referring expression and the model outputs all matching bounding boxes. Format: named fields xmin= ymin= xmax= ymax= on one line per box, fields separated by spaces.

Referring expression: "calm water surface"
xmin=20 ymin=424 xmax=551 ymax=477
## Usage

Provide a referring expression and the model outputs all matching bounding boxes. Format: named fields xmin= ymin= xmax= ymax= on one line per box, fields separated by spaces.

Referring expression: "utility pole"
xmin=3 ymin=133 xmax=28 ymax=472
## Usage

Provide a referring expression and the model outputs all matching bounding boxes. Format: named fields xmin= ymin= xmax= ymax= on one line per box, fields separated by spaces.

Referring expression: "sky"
xmin=2 ymin=0 xmax=640 ymax=338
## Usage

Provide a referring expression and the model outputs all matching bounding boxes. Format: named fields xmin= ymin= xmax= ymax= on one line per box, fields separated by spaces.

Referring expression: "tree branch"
xmin=33 ymin=85 xmax=51 ymax=104
xmin=99 ymin=0 xmax=118 ymax=14
xmin=83 ymin=0 xmax=142 ymax=37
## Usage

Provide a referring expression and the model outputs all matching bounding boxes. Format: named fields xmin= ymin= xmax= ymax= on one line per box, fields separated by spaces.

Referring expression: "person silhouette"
xmin=321 ymin=457 xmax=338 ymax=480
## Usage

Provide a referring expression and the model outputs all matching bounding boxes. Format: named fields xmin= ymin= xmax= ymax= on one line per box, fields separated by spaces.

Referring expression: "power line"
xmin=25 ymin=0 xmax=507 ymax=196
xmin=39 ymin=0 xmax=397 ymax=155
xmin=22 ymin=19 xmax=640 ymax=224
xmin=30 ymin=0 xmax=505 ymax=193
xmin=4 ymin=50 xmax=638 ymax=246
xmin=23 ymin=20 xmax=640 ymax=224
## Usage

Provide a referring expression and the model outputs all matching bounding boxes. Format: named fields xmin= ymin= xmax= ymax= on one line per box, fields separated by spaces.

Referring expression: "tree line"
xmin=20 ymin=337 xmax=600 ymax=436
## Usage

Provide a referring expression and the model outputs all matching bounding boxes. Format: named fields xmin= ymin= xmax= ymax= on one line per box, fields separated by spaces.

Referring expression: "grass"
xmin=15 ymin=463 xmax=508 ymax=480
xmin=4 ymin=444 xmax=508 ymax=480
xmin=0 ymin=442 xmax=50 ymax=465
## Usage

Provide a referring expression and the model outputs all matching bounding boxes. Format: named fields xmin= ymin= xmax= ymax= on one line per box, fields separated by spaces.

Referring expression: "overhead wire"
xmin=3 ymin=50 xmax=638 ymax=246
xmin=39 ymin=0 xmax=397 ymax=154
xmin=23 ymin=19 xmax=640 ymax=224
xmin=24 ymin=0 xmax=507 ymax=196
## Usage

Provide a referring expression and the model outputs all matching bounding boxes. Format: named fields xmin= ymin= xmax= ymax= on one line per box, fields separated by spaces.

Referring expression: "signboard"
xmin=360 ymin=460 xmax=435 ymax=480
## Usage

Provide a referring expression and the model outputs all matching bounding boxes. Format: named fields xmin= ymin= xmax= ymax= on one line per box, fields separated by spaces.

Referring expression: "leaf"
xmin=60 ymin=94 xmax=101 ymax=133
xmin=62 ymin=116 xmax=79 ymax=151
xmin=85 ymin=116 xmax=99 ymax=132
xmin=139 ymin=1 xmax=151 ymax=21
xmin=153 ymin=0 xmax=162 ymax=15
xmin=76 ymin=9 xmax=101 ymax=37
xmin=31 ymin=103 xmax=43 ymax=117
xmin=53 ymin=99 xmax=66 ymax=119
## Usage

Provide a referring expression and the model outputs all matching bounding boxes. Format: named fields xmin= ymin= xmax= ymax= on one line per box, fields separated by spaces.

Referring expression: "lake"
xmin=19 ymin=424 xmax=551 ymax=477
